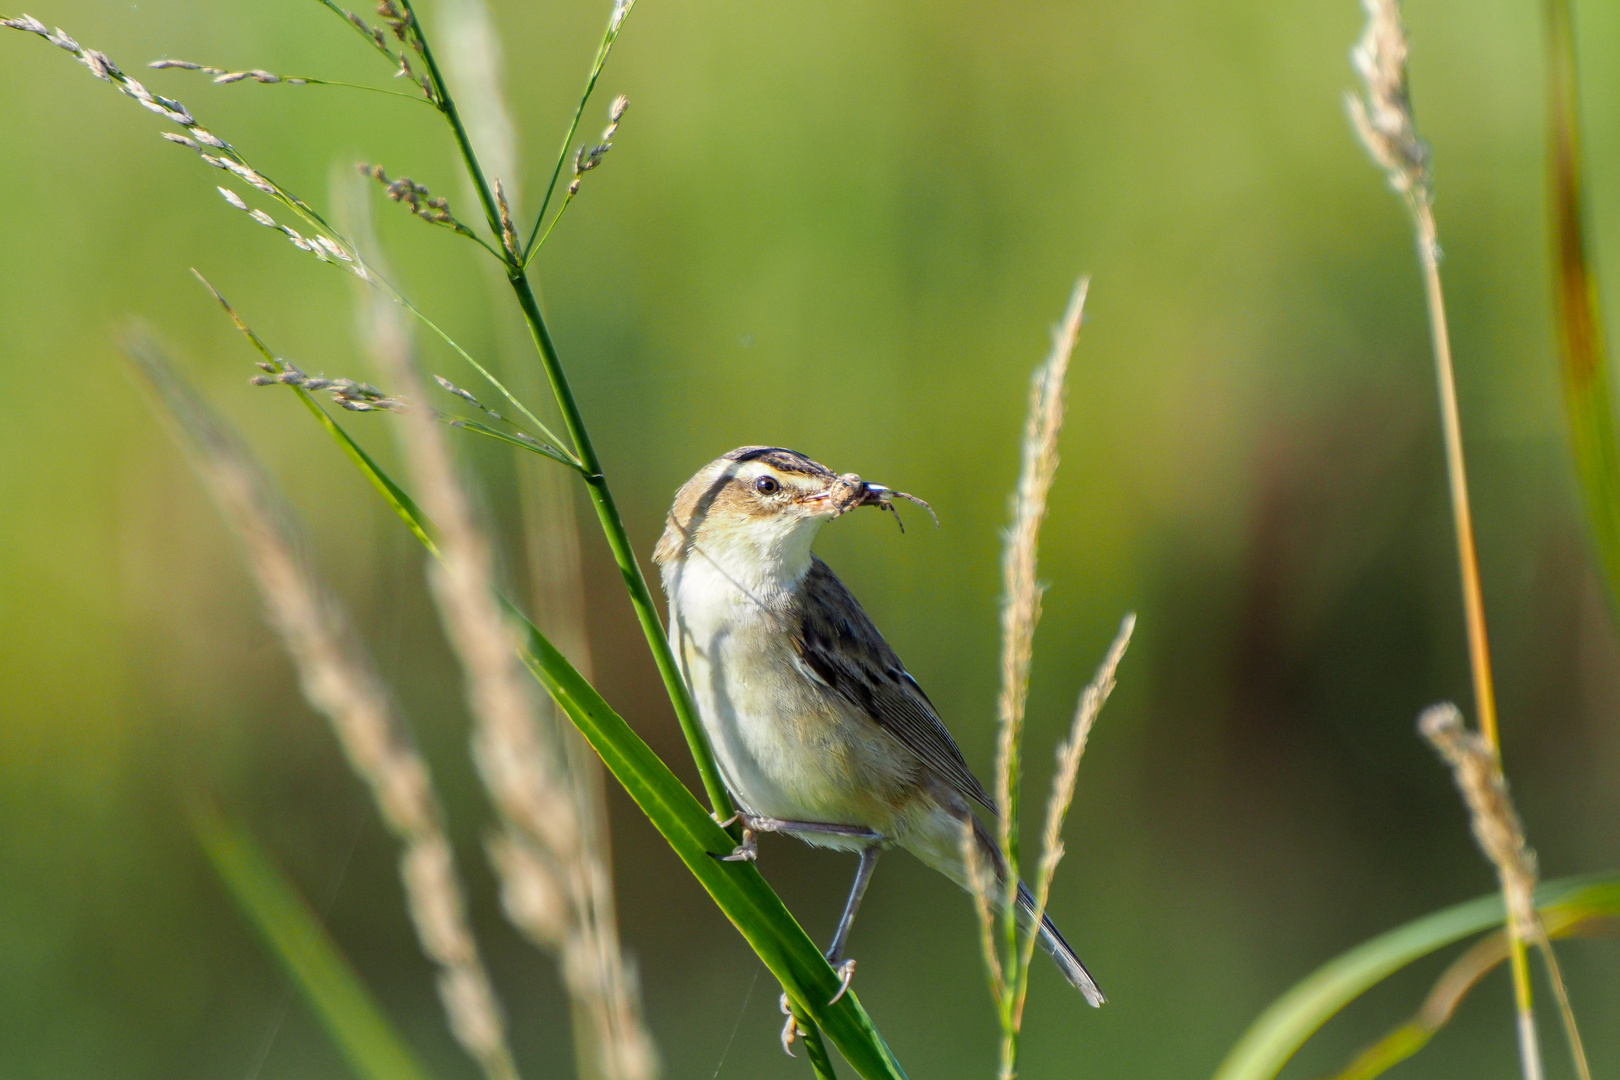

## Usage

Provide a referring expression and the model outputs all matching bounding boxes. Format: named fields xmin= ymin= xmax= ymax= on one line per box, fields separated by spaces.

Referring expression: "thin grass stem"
xmin=1344 ymin=3 xmax=1566 ymax=1073
xmin=792 ymin=1003 xmax=839 ymax=1080
xmin=1410 ymin=196 xmax=1538 ymax=1080
xmin=1409 ymin=203 xmax=1500 ymax=752
xmin=522 ymin=5 xmax=632 ymax=263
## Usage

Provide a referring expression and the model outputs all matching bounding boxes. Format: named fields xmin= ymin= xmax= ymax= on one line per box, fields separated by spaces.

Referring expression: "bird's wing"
xmin=791 ymin=557 xmax=997 ymax=812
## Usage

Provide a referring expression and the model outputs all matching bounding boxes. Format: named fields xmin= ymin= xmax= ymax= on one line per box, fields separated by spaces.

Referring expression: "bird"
xmin=654 ymin=445 xmax=1104 ymax=1020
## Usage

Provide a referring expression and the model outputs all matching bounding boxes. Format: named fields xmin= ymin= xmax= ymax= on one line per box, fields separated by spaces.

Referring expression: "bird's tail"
xmin=1015 ymin=879 xmax=1105 ymax=1006
xmin=967 ymin=816 xmax=1105 ymax=1006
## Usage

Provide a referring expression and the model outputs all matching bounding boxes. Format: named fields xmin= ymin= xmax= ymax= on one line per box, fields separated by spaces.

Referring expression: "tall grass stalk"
xmin=974 ymin=277 xmax=1133 ymax=1079
xmin=1346 ymin=2 xmax=1589 ymax=1077
xmin=124 ymin=332 xmax=518 ymax=1080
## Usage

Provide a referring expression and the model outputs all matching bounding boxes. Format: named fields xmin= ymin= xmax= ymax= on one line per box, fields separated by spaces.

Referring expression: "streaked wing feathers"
xmin=792 ymin=557 xmax=996 ymax=812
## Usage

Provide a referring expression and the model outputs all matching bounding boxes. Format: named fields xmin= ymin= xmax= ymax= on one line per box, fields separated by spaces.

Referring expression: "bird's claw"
xmin=779 ymin=993 xmax=798 ymax=1057
xmin=828 ymin=959 xmax=857 ymax=1005
xmin=712 ymin=827 xmax=758 ymax=862
xmin=708 ymin=813 xmax=760 ymax=861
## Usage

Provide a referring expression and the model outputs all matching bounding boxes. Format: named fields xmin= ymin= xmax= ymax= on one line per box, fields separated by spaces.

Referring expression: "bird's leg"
xmin=825 ymin=845 xmax=880 ymax=1004
xmin=710 ymin=814 xmax=881 ymax=862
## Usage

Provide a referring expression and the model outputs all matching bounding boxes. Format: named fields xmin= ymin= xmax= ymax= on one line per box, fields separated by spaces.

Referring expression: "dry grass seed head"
xmin=123 ymin=334 xmax=519 ymax=1080
xmin=1346 ymin=0 xmax=1430 ymax=198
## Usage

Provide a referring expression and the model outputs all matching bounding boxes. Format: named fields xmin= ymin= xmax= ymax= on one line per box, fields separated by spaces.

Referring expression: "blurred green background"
xmin=2 ymin=0 xmax=1618 ymax=1076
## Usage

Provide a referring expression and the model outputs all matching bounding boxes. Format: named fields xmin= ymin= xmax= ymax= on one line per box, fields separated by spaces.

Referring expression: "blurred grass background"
xmin=2 ymin=0 xmax=1619 ymax=1076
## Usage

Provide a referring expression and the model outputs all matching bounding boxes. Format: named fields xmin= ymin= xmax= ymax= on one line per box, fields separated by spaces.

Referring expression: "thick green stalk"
xmin=1544 ymin=0 xmax=1620 ymax=621
xmin=507 ymin=270 xmax=734 ymax=819
xmin=797 ymin=1011 xmax=840 ymax=1080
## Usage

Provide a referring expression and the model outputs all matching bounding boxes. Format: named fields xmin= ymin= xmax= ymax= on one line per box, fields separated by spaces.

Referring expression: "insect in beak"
xmin=856 ymin=483 xmax=939 ymax=533
xmin=802 ymin=477 xmax=939 ymax=533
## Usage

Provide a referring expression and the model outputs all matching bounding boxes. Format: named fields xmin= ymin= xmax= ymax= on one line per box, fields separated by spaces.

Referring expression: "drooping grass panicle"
xmin=150 ymin=56 xmax=433 ymax=103
xmin=2 ymin=15 xmax=373 ymax=277
xmin=122 ymin=332 xmax=522 ymax=1080
xmin=358 ymin=162 xmax=490 ymax=249
xmin=248 ymin=356 xmax=406 ymax=412
xmin=1419 ymin=705 xmax=1590 ymax=1080
xmin=151 ymin=59 xmax=310 ymax=84
xmin=233 ymin=331 xmax=572 ymax=465
xmin=7 ymin=7 xmax=562 ymax=441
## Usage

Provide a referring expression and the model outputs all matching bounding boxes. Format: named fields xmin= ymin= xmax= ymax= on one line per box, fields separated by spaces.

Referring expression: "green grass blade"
xmin=1546 ymin=0 xmax=1620 ymax=620
xmin=263 ymin=381 xmax=906 ymax=1079
xmin=192 ymin=805 xmax=438 ymax=1080
xmin=1211 ymin=873 xmax=1620 ymax=1080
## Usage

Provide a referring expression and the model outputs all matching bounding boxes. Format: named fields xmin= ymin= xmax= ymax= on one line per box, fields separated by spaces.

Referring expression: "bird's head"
xmin=653 ymin=446 xmax=932 ymax=576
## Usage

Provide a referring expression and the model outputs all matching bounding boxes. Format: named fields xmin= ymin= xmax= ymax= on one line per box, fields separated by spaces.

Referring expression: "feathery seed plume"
xmin=123 ymin=333 xmax=520 ymax=1080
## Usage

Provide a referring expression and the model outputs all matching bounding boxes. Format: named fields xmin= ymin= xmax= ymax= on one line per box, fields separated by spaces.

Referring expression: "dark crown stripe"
xmin=722 ymin=445 xmax=833 ymax=477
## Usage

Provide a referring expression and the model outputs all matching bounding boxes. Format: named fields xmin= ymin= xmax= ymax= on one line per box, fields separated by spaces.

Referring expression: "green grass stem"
xmin=193 ymin=805 xmax=438 ymax=1080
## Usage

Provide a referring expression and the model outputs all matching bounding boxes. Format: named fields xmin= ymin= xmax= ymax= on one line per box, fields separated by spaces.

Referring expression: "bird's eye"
xmin=753 ymin=475 xmax=780 ymax=495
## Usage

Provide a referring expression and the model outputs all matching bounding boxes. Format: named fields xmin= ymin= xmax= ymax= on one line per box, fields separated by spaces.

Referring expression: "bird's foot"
xmin=779 ymin=993 xmax=799 ymax=1057
xmin=827 ymin=958 xmax=857 ymax=1005
xmin=712 ymin=827 xmax=758 ymax=862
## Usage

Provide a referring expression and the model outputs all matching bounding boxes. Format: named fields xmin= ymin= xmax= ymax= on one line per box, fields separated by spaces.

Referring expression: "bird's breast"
xmin=664 ymin=558 xmax=913 ymax=837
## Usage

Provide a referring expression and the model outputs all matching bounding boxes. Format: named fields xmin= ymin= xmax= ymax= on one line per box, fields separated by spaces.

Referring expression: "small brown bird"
xmin=655 ymin=446 xmax=1103 ymax=1009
